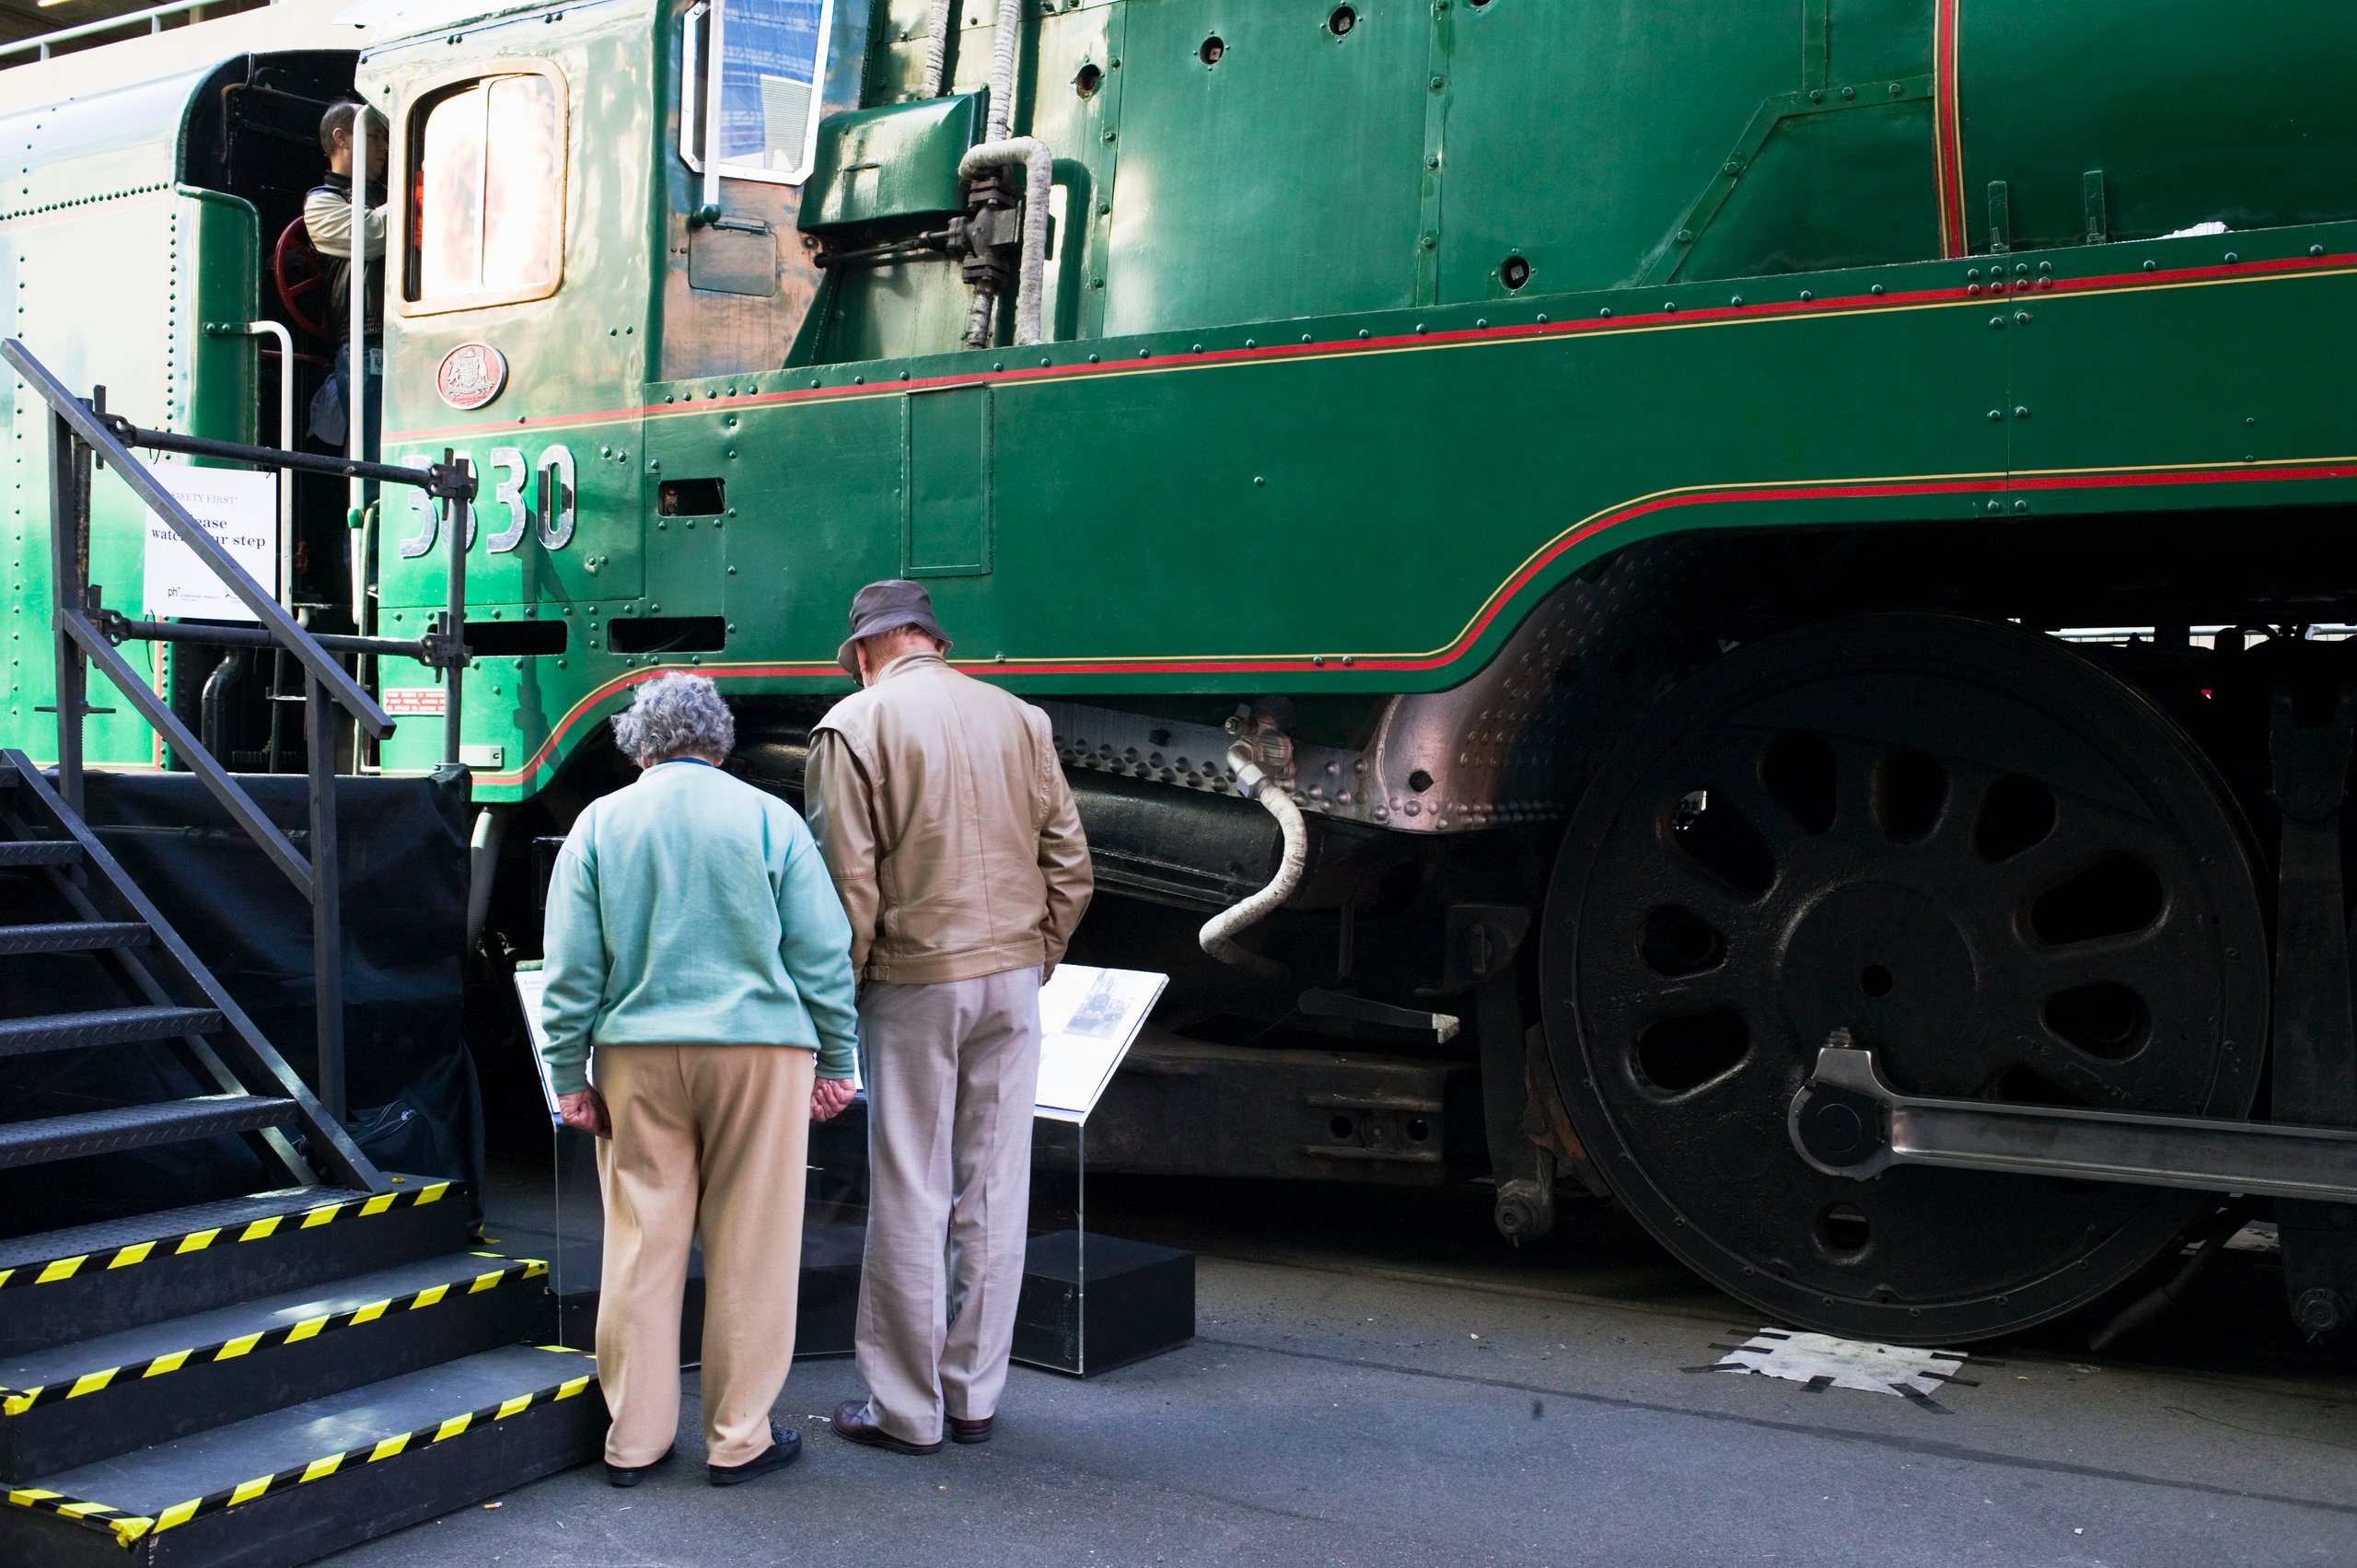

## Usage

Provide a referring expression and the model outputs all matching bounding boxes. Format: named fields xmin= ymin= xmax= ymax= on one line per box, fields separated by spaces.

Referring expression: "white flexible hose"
xmin=958 ymin=136 xmax=1053 ymax=346
xmin=1200 ymin=745 xmax=1307 ymax=980
xmin=921 ymin=0 xmax=954 ymax=98
xmin=981 ymin=0 xmax=1022 ymax=142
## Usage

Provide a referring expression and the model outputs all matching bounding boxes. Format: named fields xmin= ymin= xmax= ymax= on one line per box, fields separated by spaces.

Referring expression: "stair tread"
xmin=0 ymin=841 xmax=79 ymax=865
xmin=0 ymin=1189 xmax=338 ymax=1272
xmin=0 ymin=1251 xmax=545 ymax=1400
xmin=0 ymin=1004 xmax=218 ymax=1040
xmin=29 ymin=1343 xmax=595 ymax=1515
xmin=0 ymin=922 xmax=149 ymax=954
xmin=0 ymin=1096 xmax=296 ymax=1167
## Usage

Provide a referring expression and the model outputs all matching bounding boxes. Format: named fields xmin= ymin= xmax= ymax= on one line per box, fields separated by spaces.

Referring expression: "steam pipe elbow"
xmin=1199 ymin=744 xmax=1308 ymax=980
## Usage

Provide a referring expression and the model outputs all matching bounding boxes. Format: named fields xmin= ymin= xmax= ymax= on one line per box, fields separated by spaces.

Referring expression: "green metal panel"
xmin=1102 ymin=0 xmax=1430 ymax=335
xmin=0 ymin=179 xmax=256 ymax=770
xmin=1438 ymin=1 xmax=1794 ymax=300
xmin=1958 ymin=0 xmax=2357 ymax=250
xmin=902 ymin=382 xmax=992 ymax=575
xmin=1020 ymin=1 xmax=1123 ymax=341
xmin=1681 ymin=95 xmax=1940 ymax=283
xmin=2005 ymin=249 xmax=2357 ymax=515
xmin=802 ymin=92 xmax=983 ymax=231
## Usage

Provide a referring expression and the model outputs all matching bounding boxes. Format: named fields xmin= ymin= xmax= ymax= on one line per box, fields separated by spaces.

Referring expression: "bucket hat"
xmin=837 ymin=578 xmax=953 ymax=678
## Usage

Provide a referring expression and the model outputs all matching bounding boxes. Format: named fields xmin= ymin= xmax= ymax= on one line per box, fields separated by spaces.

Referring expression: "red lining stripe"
xmin=389 ymin=249 xmax=2357 ymax=448
xmin=1933 ymin=0 xmax=1967 ymax=257
xmin=470 ymin=457 xmax=2357 ymax=786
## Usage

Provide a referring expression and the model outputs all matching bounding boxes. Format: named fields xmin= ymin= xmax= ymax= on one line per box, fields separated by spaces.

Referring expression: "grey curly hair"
xmin=610 ymin=672 xmax=736 ymax=765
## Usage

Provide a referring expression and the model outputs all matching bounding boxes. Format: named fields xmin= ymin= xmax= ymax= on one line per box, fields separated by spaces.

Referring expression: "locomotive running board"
xmin=1787 ymin=1039 xmax=2357 ymax=1203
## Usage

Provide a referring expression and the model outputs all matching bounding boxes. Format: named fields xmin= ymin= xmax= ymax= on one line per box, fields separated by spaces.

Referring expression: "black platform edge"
xmin=1 ymin=1257 xmax=551 ymax=1483
xmin=0 ymin=1354 xmax=599 ymax=1568
xmin=0 ymin=1182 xmax=477 ymax=1357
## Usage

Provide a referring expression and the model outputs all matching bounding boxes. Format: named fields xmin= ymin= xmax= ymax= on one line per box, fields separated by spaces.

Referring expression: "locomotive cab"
xmin=366 ymin=0 xmax=867 ymax=777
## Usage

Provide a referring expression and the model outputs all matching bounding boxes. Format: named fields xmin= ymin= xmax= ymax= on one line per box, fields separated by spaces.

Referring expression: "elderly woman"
xmin=540 ymin=673 xmax=859 ymax=1489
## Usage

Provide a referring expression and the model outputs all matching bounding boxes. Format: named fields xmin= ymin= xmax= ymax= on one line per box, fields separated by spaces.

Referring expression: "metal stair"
xmin=0 ymin=350 xmax=593 ymax=1567
xmin=0 ymin=750 xmax=375 ymax=1192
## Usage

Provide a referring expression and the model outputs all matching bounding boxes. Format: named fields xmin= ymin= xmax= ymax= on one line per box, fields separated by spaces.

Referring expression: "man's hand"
xmin=557 ymin=1087 xmax=610 ymax=1139
xmin=811 ymin=1076 xmax=857 ymax=1122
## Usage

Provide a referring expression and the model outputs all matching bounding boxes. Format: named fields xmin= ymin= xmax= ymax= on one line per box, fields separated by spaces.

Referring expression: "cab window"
xmin=683 ymin=0 xmax=833 ymax=186
xmin=404 ymin=68 xmax=565 ymax=311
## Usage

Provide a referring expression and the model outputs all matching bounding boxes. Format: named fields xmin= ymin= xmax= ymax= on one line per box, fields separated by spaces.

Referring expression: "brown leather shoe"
xmin=831 ymin=1399 xmax=943 ymax=1456
xmin=948 ymin=1415 xmax=993 ymax=1445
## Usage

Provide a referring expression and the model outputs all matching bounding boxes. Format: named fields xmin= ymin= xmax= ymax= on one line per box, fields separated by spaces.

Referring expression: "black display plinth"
xmin=1013 ymin=1229 xmax=1195 ymax=1377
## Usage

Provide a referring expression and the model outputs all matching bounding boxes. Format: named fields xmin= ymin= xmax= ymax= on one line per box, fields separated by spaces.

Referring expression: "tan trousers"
xmin=855 ymin=967 xmax=1041 ymax=1446
xmin=594 ymin=1042 xmax=814 ymax=1468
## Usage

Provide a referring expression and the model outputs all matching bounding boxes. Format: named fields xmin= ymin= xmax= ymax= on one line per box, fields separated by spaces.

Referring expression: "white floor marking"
xmin=1713 ymin=1329 xmax=1967 ymax=1400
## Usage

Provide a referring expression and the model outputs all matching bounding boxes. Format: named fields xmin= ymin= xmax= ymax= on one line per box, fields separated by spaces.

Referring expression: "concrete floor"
xmin=326 ymin=1234 xmax=2357 ymax=1568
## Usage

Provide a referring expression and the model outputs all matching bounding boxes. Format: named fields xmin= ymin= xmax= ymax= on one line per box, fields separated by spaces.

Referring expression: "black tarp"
xmin=0 ymin=771 xmax=482 ymax=1237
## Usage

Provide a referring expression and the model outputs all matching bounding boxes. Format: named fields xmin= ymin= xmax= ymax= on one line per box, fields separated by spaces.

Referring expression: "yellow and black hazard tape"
xmin=0 ymin=1181 xmax=453 ymax=1295
xmin=0 ymin=1256 xmax=546 ymax=1418
xmin=3 ymin=1353 xmax=595 ymax=1550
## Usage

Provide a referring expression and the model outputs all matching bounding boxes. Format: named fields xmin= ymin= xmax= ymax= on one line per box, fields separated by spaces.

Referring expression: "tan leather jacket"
xmin=805 ymin=653 xmax=1092 ymax=985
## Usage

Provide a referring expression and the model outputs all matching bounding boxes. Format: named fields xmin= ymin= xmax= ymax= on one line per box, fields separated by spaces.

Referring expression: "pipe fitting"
xmin=958 ymin=137 xmax=1054 ymax=347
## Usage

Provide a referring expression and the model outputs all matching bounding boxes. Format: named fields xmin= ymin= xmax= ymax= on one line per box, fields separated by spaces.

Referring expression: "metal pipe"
xmin=0 ymin=0 xmax=219 ymax=59
xmin=1198 ymin=743 xmax=1307 ymax=981
xmin=206 ymin=320 xmax=296 ymax=605
xmin=958 ymin=137 xmax=1053 ymax=347
xmin=103 ymin=615 xmax=430 ymax=661
xmin=347 ymin=101 xmax=369 ymax=634
xmin=465 ymin=807 xmax=507 ymax=953
xmin=199 ymin=647 xmax=248 ymax=760
xmin=307 ymin=669 xmax=345 ymax=1121
xmin=444 ymin=454 xmax=470 ymax=766
xmin=101 ymin=416 xmax=469 ymax=494
xmin=48 ymin=406 xmax=88 ymax=815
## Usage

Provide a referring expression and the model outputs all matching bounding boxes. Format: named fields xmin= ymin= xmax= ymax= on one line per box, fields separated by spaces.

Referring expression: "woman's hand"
xmin=557 ymin=1087 xmax=610 ymax=1138
xmin=810 ymin=1076 xmax=857 ymax=1122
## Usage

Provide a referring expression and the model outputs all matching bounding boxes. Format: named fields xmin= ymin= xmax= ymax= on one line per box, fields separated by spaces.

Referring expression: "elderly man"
xmin=541 ymin=673 xmax=860 ymax=1488
xmin=807 ymin=580 xmax=1092 ymax=1455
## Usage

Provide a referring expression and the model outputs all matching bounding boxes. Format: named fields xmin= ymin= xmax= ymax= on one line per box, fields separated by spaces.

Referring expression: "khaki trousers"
xmin=855 ymin=967 xmax=1041 ymax=1446
xmin=594 ymin=1042 xmax=814 ymax=1468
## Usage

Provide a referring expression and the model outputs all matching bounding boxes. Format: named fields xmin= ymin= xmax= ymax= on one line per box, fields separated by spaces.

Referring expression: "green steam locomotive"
xmin=9 ymin=0 xmax=2357 ymax=1345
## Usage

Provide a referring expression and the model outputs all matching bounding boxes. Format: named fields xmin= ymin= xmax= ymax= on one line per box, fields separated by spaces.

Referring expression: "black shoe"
xmin=949 ymin=1415 xmax=993 ymax=1445
xmin=832 ymin=1399 xmax=945 ymax=1455
xmin=710 ymin=1423 xmax=803 ymax=1486
xmin=606 ymin=1447 xmax=676 ymax=1488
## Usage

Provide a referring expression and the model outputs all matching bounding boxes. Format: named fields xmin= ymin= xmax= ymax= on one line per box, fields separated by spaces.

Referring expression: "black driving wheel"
xmin=1539 ymin=614 xmax=2269 ymax=1342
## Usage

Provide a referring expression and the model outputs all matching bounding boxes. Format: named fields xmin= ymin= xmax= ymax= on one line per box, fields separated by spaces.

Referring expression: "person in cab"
xmin=304 ymin=99 xmax=387 ymax=454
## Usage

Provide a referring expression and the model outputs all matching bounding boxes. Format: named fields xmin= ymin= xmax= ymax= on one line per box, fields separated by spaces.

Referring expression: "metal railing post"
xmin=444 ymin=451 xmax=469 ymax=767
xmin=46 ymin=404 xmax=90 ymax=815
xmin=306 ymin=670 xmax=344 ymax=1121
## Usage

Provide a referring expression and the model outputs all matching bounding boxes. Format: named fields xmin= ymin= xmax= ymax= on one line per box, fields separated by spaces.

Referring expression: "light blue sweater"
xmin=540 ymin=760 xmax=859 ymax=1093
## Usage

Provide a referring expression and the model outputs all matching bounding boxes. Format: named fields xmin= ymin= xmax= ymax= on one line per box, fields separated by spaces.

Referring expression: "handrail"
xmin=10 ymin=340 xmax=476 ymax=1125
xmin=6 ymin=342 xmax=395 ymax=734
xmin=0 ymin=0 xmax=232 ymax=62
